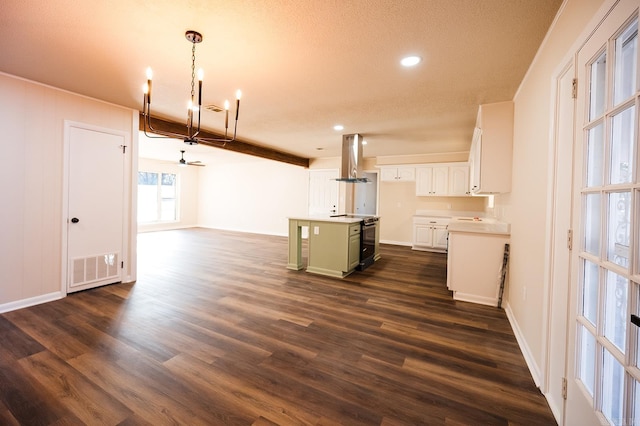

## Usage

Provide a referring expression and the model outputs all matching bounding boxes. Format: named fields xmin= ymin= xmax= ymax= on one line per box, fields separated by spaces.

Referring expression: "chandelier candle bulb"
xmin=146 ymin=67 xmax=152 ymax=103
xmin=197 ymin=69 xmax=203 ymax=106
xmin=235 ymin=90 xmax=241 ymax=120
xmin=224 ymin=100 xmax=230 ymax=129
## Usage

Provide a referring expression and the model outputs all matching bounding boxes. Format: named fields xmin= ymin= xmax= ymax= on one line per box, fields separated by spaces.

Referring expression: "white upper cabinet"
xmin=415 ymin=166 xmax=448 ymax=195
xmin=415 ymin=163 xmax=469 ymax=196
xmin=448 ymin=165 xmax=470 ymax=196
xmin=380 ymin=166 xmax=416 ymax=182
xmin=469 ymin=101 xmax=513 ymax=194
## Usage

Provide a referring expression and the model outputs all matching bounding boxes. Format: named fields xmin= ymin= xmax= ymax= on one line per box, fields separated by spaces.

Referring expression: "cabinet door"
xmin=380 ymin=168 xmax=398 ymax=181
xmin=413 ymin=224 xmax=433 ymax=247
xmin=415 ymin=167 xmax=433 ymax=196
xmin=348 ymin=234 xmax=361 ymax=270
xmin=433 ymin=226 xmax=449 ymax=249
xmin=449 ymin=166 xmax=470 ymax=196
xmin=432 ymin=167 xmax=449 ymax=195
xmin=396 ymin=167 xmax=415 ymax=181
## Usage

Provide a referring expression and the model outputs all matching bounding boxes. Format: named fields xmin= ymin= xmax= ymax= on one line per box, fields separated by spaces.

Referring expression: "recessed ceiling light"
xmin=333 ymin=124 xmax=344 ymax=131
xmin=401 ymin=55 xmax=422 ymax=67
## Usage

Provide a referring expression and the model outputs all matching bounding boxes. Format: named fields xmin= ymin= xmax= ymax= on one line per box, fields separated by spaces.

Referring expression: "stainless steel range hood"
xmin=336 ymin=133 xmax=369 ymax=182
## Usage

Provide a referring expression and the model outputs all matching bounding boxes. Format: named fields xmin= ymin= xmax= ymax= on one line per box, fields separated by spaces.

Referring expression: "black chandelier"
xmin=142 ymin=30 xmax=241 ymax=145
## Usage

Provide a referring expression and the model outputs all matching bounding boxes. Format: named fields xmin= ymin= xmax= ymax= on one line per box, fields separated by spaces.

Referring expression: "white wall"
xmin=494 ymin=0 xmax=605 ymax=383
xmin=138 ymin=157 xmax=200 ymax=232
xmin=198 ymin=153 xmax=309 ymax=236
xmin=0 ymin=72 xmax=136 ymax=310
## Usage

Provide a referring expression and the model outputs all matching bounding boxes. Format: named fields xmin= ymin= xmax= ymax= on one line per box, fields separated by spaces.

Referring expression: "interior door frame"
xmin=61 ymin=120 xmax=132 ymax=295
xmin=540 ymin=57 xmax=576 ymax=424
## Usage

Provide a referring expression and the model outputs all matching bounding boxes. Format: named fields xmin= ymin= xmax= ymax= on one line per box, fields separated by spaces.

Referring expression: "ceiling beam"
xmin=139 ymin=113 xmax=309 ymax=168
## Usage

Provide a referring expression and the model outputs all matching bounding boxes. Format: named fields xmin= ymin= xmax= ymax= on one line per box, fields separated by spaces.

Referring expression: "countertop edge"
xmin=288 ymin=216 xmax=365 ymax=224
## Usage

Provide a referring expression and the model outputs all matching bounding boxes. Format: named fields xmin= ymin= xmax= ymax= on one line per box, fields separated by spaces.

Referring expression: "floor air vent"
xmin=71 ymin=252 xmax=119 ymax=287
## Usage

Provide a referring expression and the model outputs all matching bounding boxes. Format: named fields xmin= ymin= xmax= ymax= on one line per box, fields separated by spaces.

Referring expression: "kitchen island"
xmin=288 ymin=216 xmax=380 ymax=278
xmin=446 ymin=218 xmax=510 ymax=307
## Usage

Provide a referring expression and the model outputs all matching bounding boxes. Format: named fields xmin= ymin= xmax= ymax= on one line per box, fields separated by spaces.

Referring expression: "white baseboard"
xmin=380 ymin=239 xmax=412 ymax=246
xmin=504 ymin=301 xmax=542 ymax=387
xmin=0 ymin=291 xmax=65 ymax=314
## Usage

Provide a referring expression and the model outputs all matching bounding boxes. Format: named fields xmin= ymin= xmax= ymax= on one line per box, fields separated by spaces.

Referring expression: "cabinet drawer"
xmin=349 ymin=224 xmax=361 ymax=236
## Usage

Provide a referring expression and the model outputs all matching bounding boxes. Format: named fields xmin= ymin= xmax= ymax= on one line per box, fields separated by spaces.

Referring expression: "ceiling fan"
xmin=178 ymin=150 xmax=205 ymax=167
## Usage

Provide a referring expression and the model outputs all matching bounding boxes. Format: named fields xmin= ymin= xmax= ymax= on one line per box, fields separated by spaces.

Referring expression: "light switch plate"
xmin=314 ymin=226 xmax=319 ymax=235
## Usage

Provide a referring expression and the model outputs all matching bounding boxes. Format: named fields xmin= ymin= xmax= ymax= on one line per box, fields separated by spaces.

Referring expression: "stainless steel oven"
xmin=357 ymin=216 xmax=378 ymax=270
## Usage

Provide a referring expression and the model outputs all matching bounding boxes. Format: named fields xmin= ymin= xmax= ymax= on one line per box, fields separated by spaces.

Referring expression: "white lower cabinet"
xmin=446 ymin=230 xmax=510 ymax=306
xmin=412 ymin=217 xmax=449 ymax=252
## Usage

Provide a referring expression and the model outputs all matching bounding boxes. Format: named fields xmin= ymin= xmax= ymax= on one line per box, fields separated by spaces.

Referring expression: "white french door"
xmin=567 ymin=0 xmax=640 ymax=424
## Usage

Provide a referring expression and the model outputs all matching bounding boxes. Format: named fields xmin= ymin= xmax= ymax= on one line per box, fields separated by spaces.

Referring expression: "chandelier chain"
xmin=190 ymin=41 xmax=196 ymax=103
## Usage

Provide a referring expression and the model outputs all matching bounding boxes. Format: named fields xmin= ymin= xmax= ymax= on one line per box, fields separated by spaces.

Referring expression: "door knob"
xmin=71 ymin=217 xmax=80 ymax=223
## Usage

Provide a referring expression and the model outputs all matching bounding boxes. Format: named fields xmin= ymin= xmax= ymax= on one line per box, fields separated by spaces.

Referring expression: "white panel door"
xmin=309 ymin=169 xmax=338 ymax=215
xmin=567 ymin=1 xmax=640 ymax=424
xmin=66 ymin=123 xmax=126 ymax=293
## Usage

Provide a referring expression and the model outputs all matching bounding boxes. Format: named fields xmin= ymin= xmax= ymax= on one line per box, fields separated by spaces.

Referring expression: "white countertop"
xmin=447 ymin=217 xmax=510 ymax=235
xmin=288 ymin=215 xmax=366 ymax=224
xmin=413 ymin=209 xmax=485 ymax=218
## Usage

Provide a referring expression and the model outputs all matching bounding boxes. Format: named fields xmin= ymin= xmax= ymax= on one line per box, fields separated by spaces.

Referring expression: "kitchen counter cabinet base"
xmin=288 ymin=218 xmax=364 ymax=278
xmin=447 ymin=231 xmax=509 ymax=307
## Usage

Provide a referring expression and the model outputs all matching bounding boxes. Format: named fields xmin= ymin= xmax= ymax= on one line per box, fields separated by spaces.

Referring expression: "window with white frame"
xmin=137 ymin=171 xmax=178 ymax=223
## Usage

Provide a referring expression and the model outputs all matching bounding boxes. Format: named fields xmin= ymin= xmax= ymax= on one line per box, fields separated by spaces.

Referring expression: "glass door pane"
xmin=602 ymin=349 xmax=625 ymax=424
xmin=582 ymin=259 xmax=599 ymax=325
xmin=610 ymin=106 xmax=635 ymax=184
xmin=584 ymin=193 xmax=602 ymax=256
xmin=579 ymin=324 xmax=597 ymax=397
xmin=590 ymin=51 xmax=607 ymax=120
xmin=604 ymin=270 xmax=628 ymax=351
xmin=614 ymin=19 xmax=638 ymax=105
xmin=587 ymin=123 xmax=605 ymax=187
xmin=608 ymin=191 xmax=631 ymax=267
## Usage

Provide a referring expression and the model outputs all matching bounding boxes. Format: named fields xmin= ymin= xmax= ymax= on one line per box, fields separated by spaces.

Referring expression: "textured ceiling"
xmin=0 ymin=0 xmax=562 ymax=161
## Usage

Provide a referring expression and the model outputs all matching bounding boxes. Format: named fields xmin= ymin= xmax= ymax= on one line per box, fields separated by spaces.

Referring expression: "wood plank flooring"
xmin=0 ymin=228 xmax=556 ymax=425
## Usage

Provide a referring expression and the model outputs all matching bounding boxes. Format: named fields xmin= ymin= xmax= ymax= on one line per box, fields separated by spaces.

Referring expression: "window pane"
xmin=590 ymin=51 xmax=607 ymax=120
xmin=582 ymin=260 xmax=599 ymax=325
xmin=160 ymin=199 xmax=176 ymax=221
xmin=614 ymin=19 xmax=638 ymax=105
xmin=584 ymin=193 xmax=602 ymax=256
xmin=138 ymin=171 xmax=158 ymax=185
xmin=579 ymin=324 xmax=596 ymax=397
xmin=604 ymin=270 xmax=628 ymax=352
xmin=587 ymin=123 xmax=604 ymax=187
xmin=137 ymin=171 xmax=178 ymax=223
xmin=610 ymin=106 xmax=635 ymax=184
xmin=138 ymin=171 xmax=161 ymax=223
xmin=602 ymin=349 xmax=624 ymax=425
xmin=608 ymin=191 xmax=631 ymax=268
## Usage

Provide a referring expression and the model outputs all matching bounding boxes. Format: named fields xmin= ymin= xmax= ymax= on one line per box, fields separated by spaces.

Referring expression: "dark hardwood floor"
xmin=0 ymin=228 xmax=556 ymax=425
